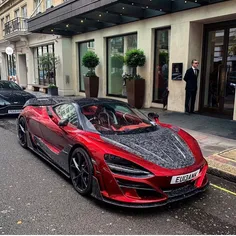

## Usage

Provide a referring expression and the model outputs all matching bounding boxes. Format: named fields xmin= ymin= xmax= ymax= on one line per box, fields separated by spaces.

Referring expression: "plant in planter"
xmin=110 ymin=54 xmax=124 ymax=94
xmin=38 ymin=53 xmax=59 ymax=95
xmin=82 ymin=51 xmax=100 ymax=97
xmin=48 ymin=83 xmax=58 ymax=96
xmin=124 ymin=49 xmax=146 ymax=109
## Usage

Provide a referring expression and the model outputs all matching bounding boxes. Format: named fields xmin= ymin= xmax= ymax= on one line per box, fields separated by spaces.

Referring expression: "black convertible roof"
xmin=24 ymin=96 xmax=127 ymax=108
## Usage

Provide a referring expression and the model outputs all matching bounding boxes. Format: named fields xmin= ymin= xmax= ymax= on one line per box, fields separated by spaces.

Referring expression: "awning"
xmin=28 ymin=0 xmax=228 ymax=36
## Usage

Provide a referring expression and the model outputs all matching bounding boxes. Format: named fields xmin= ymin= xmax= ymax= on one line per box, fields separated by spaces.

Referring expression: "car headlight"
xmin=104 ymin=154 xmax=153 ymax=178
xmin=0 ymin=97 xmax=10 ymax=106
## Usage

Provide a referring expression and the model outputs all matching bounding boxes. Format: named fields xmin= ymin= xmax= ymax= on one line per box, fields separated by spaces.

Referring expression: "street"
xmin=1 ymin=116 xmax=236 ymax=235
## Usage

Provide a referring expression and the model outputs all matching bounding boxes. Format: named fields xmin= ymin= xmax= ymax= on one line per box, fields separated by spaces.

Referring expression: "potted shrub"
xmin=82 ymin=51 xmax=100 ymax=97
xmin=48 ymin=83 xmax=58 ymax=96
xmin=124 ymin=49 xmax=146 ymax=108
xmin=110 ymin=54 xmax=124 ymax=94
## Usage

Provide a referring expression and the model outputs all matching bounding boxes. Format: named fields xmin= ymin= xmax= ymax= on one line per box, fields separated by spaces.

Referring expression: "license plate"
xmin=171 ymin=169 xmax=200 ymax=184
xmin=8 ymin=109 xmax=22 ymax=114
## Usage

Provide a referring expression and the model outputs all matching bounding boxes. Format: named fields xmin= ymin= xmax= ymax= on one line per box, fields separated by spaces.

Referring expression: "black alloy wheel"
xmin=70 ymin=148 xmax=93 ymax=196
xmin=18 ymin=117 xmax=27 ymax=148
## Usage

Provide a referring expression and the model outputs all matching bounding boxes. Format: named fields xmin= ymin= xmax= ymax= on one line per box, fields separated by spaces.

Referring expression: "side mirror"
xmin=58 ymin=118 xmax=69 ymax=127
xmin=148 ymin=112 xmax=160 ymax=123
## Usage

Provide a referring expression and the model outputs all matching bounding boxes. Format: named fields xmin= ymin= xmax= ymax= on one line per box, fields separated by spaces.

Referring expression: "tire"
xmin=69 ymin=147 xmax=93 ymax=196
xmin=18 ymin=117 xmax=28 ymax=148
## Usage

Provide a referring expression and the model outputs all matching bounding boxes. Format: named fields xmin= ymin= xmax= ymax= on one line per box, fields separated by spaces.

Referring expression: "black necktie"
xmin=194 ymin=69 xmax=197 ymax=76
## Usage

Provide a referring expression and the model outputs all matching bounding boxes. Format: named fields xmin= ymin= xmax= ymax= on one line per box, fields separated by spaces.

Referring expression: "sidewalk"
xmin=28 ymin=91 xmax=236 ymax=182
xmin=141 ymin=108 xmax=236 ymax=182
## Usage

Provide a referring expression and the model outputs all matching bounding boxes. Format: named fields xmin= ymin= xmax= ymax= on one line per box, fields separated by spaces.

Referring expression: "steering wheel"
xmin=89 ymin=116 xmax=99 ymax=124
xmin=123 ymin=113 xmax=133 ymax=124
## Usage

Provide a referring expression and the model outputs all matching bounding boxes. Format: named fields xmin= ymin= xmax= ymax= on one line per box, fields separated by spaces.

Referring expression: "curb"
xmin=207 ymin=166 xmax=236 ymax=183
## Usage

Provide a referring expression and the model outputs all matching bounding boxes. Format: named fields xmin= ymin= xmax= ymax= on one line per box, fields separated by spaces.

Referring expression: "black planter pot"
xmin=126 ymin=79 xmax=145 ymax=109
xmin=48 ymin=87 xmax=58 ymax=96
xmin=84 ymin=76 xmax=99 ymax=98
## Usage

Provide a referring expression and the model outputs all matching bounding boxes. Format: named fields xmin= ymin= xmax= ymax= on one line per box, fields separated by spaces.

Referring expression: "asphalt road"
xmin=1 ymin=117 xmax=236 ymax=235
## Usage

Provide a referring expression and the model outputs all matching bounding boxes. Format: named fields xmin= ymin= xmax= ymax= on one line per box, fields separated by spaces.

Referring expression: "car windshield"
xmin=0 ymin=81 xmax=21 ymax=90
xmin=80 ymin=102 xmax=158 ymax=135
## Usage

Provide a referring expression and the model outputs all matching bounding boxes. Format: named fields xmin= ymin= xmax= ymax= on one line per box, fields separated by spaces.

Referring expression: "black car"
xmin=0 ymin=80 xmax=36 ymax=115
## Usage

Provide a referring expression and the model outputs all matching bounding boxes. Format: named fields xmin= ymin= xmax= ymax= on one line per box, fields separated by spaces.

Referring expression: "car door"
xmin=39 ymin=103 xmax=80 ymax=172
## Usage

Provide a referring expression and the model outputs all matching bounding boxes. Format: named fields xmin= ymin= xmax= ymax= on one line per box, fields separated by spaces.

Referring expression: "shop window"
xmin=153 ymin=28 xmax=171 ymax=103
xmin=7 ymin=54 xmax=17 ymax=82
xmin=78 ymin=40 xmax=95 ymax=92
xmin=35 ymin=44 xmax=56 ymax=85
xmin=107 ymin=33 xmax=137 ymax=97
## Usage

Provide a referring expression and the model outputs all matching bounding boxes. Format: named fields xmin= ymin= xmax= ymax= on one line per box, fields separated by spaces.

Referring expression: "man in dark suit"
xmin=184 ymin=59 xmax=199 ymax=114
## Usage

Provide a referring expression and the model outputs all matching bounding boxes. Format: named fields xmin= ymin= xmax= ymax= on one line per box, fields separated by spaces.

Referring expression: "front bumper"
xmin=0 ymin=105 xmax=24 ymax=115
xmin=91 ymin=176 xmax=209 ymax=208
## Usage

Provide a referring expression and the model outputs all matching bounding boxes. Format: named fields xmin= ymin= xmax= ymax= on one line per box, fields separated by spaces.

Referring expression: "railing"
xmin=4 ymin=17 xmax=28 ymax=36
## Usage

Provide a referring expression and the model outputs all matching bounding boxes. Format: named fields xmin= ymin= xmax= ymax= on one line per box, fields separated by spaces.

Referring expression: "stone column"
xmin=55 ymin=37 xmax=74 ymax=96
xmin=93 ymin=35 xmax=106 ymax=97
xmin=137 ymin=27 xmax=154 ymax=108
xmin=168 ymin=21 xmax=203 ymax=112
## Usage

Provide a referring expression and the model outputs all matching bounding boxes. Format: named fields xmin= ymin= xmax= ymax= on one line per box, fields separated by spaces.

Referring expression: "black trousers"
xmin=185 ymin=90 xmax=197 ymax=113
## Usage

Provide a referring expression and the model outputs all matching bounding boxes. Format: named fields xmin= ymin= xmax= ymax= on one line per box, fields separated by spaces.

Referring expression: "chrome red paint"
xmin=19 ymin=103 xmax=209 ymax=207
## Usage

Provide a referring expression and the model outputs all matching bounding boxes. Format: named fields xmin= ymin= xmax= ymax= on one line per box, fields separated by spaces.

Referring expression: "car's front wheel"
xmin=18 ymin=117 xmax=27 ymax=148
xmin=69 ymin=148 xmax=93 ymax=196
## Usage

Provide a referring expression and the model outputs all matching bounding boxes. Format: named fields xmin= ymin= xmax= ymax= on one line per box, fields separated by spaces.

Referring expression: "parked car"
xmin=0 ymin=80 xmax=36 ymax=115
xmin=17 ymin=97 xmax=209 ymax=208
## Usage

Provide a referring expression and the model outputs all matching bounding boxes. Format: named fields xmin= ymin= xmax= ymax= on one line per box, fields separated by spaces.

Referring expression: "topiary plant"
xmin=82 ymin=51 xmax=100 ymax=77
xmin=124 ymin=49 xmax=146 ymax=78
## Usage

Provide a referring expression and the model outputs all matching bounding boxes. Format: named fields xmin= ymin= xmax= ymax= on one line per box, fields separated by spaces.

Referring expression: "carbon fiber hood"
xmin=101 ymin=127 xmax=195 ymax=169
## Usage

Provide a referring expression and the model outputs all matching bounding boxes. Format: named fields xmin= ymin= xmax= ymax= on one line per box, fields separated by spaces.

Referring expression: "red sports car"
xmin=17 ymin=97 xmax=208 ymax=208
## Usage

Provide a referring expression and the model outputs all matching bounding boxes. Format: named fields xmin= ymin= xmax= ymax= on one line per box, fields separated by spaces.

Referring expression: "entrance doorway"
xmin=201 ymin=22 xmax=236 ymax=119
xmin=18 ymin=54 xmax=27 ymax=86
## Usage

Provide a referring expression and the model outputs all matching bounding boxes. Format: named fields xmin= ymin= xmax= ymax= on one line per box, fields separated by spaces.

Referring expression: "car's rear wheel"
xmin=69 ymin=148 xmax=93 ymax=196
xmin=18 ymin=117 xmax=27 ymax=148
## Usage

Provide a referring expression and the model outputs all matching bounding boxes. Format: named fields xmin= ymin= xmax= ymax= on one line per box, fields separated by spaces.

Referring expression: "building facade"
xmin=1 ymin=0 xmax=236 ymax=121
xmin=0 ymin=0 xmax=64 ymax=87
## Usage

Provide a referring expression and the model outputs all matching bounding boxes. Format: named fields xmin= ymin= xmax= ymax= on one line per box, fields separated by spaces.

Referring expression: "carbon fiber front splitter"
xmin=91 ymin=178 xmax=209 ymax=208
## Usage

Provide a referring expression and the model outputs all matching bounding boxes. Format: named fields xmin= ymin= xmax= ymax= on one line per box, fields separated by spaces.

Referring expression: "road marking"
xmin=210 ymin=183 xmax=236 ymax=196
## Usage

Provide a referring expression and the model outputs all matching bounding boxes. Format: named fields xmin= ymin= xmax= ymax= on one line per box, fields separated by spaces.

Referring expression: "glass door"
xmin=225 ymin=28 xmax=236 ymax=114
xmin=202 ymin=26 xmax=236 ymax=118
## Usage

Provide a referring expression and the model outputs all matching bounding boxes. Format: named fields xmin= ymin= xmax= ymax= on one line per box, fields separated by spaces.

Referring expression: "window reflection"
xmin=79 ymin=40 xmax=95 ymax=92
xmin=153 ymin=29 xmax=170 ymax=103
xmin=107 ymin=34 xmax=137 ymax=97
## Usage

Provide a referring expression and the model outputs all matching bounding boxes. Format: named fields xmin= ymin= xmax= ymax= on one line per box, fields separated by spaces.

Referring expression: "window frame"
xmin=106 ymin=32 xmax=138 ymax=98
xmin=78 ymin=39 xmax=95 ymax=92
xmin=36 ymin=44 xmax=56 ymax=85
xmin=152 ymin=27 xmax=171 ymax=103
xmin=21 ymin=5 xmax=27 ymax=18
xmin=53 ymin=103 xmax=80 ymax=128
xmin=46 ymin=0 xmax=52 ymax=9
xmin=6 ymin=15 xmax=10 ymax=22
xmin=14 ymin=9 xmax=20 ymax=18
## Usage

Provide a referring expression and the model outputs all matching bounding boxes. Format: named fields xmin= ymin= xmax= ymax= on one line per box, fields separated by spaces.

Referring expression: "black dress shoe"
xmin=190 ymin=111 xmax=197 ymax=114
xmin=185 ymin=112 xmax=190 ymax=115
